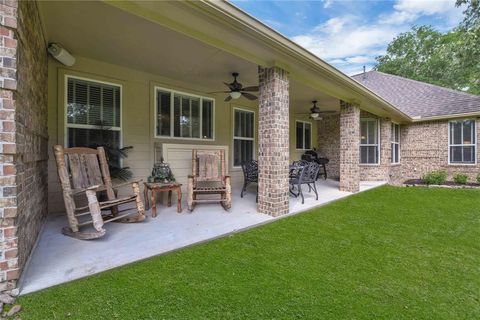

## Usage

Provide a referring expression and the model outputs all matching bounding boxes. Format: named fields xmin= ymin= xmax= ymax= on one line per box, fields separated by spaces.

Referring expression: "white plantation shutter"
xmin=66 ymin=77 xmax=121 ymax=150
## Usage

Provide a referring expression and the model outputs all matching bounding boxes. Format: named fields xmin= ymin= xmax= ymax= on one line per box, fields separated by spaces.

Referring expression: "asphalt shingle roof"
xmin=351 ymin=71 xmax=480 ymax=119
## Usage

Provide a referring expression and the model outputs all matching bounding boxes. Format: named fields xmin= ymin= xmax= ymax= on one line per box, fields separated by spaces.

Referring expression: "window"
xmin=391 ymin=123 xmax=400 ymax=164
xmin=296 ymin=121 xmax=312 ymax=150
xmin=156 ymin=88 xmax=214 ymax=140
xmin=360 ymin=118 xmax=379 ymax=164
xmin=233 ymin=109 xmax=255 ymax=167
xmin=66 ymin=77 xmax=121 ymax=153
xmin=449 ymin=119 xmax=476 ymax=164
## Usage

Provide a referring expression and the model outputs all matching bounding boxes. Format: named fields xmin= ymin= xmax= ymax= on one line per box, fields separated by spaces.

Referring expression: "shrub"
xmin=422 ymin=170 xmax=447 ymax=185
xmin=453 ymin=173 xmax=468 ymax=185
xmin=477 ymin=173 xmax=480 ymax=184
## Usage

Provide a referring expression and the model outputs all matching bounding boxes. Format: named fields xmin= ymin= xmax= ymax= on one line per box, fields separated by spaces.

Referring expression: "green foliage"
xmin=18 ymin=187 xmax=480 ymax=319
xmin=88 ymin=121 xmax=133 ymax=181
xmin=453 ymin=173 xmax=469 ymax=184
xmin=423 ymin=170 xmax=448 ymax=185
xmin=476 ymin=173 xmax=480 ymax=184
xmin=375 ymin=2 xmax=480 ymax=95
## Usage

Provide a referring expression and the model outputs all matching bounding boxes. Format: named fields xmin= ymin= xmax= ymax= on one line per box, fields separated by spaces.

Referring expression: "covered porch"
xmin=14 ymin=0 xmax=402 ymax=295
xmin=20 ymin=180 xmax=385 ymax=294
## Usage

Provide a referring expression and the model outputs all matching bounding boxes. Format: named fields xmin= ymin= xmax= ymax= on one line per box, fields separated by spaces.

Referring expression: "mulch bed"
xmin=404 ymin=179 xmax=480 ymax=189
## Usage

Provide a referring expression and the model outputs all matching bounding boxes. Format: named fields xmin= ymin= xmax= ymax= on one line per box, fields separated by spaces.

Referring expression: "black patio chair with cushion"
xmin=289 ymin=161 xmax=321 ymax=204
xmin=241 ymin=160 xmax=258 ymax=202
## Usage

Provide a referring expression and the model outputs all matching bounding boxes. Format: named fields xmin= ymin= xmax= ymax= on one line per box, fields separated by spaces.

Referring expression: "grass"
xmin=19 ymin=186 xmax=480 ymax=319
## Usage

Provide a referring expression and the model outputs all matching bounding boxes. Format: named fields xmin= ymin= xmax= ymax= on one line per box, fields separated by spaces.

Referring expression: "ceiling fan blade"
xmin=241 ymin=92 xmax=257 ymax=100
xmin=241 ymin=86 xmax=259 ymax=92
xmin=224 ymin=95 xmax=232 ymax=102
xmin=207 ymin=91 xmax=231 ymax=94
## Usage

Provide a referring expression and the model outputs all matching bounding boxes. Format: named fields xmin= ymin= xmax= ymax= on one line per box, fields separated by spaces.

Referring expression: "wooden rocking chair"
xmin=53 ymin=145 xmax=145 ymax=240
xmin=187 ymin=149 xmax=232 ymax=211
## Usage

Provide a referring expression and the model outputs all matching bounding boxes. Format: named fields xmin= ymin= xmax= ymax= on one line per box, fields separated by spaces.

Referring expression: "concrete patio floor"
xmin=19 ymin=179 xmax=385 ymax=294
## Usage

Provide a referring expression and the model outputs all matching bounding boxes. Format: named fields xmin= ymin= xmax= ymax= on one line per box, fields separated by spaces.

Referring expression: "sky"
xmin=231 ymin=0 xmax=465 ymax=75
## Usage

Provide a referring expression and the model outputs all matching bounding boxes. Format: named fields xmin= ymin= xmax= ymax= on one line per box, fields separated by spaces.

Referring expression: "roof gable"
xmin=352 ymin=71 xmax=480 ymax=119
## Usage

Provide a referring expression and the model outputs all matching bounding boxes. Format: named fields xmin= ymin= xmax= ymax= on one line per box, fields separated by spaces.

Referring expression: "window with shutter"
xmin=66 ymin=76 xmax=121 ymax=151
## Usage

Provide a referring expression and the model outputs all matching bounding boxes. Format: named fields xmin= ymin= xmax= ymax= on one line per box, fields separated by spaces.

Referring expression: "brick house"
xmin=0 ymin=0 xmax=478 ymax=293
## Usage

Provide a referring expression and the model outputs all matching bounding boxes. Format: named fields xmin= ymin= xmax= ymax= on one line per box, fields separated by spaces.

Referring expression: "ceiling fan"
xmin=297 ymin=100 xmax=337 ymax=120
xmin=208 ymin=72 xmax=259 ymax=102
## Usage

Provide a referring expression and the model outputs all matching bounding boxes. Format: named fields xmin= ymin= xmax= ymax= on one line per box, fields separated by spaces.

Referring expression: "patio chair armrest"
xmin=112 ymin=179 xmax=143 ymax=190
xmin=70 ymin=185 xmax=101 ymax=196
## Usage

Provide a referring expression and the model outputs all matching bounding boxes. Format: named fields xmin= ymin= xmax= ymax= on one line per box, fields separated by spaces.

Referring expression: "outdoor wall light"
xmin=229 ymin=91 xmax=242 ymax=99
xmin=48 ymin=43 xmax=75 ymax=66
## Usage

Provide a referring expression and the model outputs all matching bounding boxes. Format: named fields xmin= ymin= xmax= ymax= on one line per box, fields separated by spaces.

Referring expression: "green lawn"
xmin=19 ymin=186 xmax=480 ymax=319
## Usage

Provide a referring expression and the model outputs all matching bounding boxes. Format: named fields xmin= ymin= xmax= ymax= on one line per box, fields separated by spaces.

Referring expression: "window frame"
xmin=154 ymin=86 xmax=215 ymax=141
xmin=232 ymin=107 xmax=256 ymax=169
xmin=448 ymin=119 xmax=477 ymax=165
xmin=359 ymin=118 xmax=380 ymax=165
xmin=295 ymin=120 xmax=313 ymax=151
xmin=64 ymin=75 xmax=123 ymax=149
xmin=391 ymin=122 xmax=400 ymax=165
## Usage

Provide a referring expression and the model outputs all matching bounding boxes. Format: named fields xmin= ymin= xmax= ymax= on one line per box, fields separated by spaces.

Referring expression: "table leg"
xmin=144 ymin=186 xmax=149 ymax=210
xmin=177 ymin=187 xmax=182 ymax=213
xmin=151 ymin=190 xmax=157 ymax=218
xmin=168 ymin=190 xmax=172 ymax=207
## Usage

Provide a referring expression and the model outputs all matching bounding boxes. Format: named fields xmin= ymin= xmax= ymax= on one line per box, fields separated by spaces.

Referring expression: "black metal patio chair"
xmin=289 ymin=161 xmax=321 ymax=204
xmin=240 ymin=160 xmax=258 ymax=202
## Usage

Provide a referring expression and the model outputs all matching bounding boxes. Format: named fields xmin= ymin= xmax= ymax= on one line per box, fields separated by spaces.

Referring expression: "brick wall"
xmin=358 ymin=111 xmax=391 ymax=181
xmin=317 ymin=108 xmax=480 ymax=185
xmin=339 ymin=101 xmax=360 ymax=192
xmin=317 ymin=114 xmax=340 ymax=179
xmin=0 ymin=0 xmax=48 ymax=291
xmin=393 ymin=119 xmax=480 ymax=183
xmin=257 ymin=66 xmax=289 ymax=216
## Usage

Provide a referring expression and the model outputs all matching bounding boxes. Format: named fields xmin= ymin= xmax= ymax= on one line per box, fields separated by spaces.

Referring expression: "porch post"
xmin=339 ymin=101 xmax=360 ymax=192
xmin=0 ymin=0 xmax=48 ymax=293
xmin=380 ymin=118 xmax=392 ymax=180
xmin=257 ymin=66 xmax=289 ymax=216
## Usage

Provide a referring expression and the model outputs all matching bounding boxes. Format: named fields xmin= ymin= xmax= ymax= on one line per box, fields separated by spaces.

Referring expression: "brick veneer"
xmin=317 ymin=113 xmax=340 ymax=179
xmin=257 ymin=66 xmax=289 ymax=216
xmin=0 ymin=0 xmax=48 ymax=291
xmin=339 ymin=101 xmax=360 ymax=192
xmin=318 ymin=108 xmax=480 ymax=186
xmin=358 ymin=111 xmax=392 ymax=181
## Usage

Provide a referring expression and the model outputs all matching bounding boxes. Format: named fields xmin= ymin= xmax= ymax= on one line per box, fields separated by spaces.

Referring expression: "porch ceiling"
xmin=39 ymin=0 xmax=339 ymax=113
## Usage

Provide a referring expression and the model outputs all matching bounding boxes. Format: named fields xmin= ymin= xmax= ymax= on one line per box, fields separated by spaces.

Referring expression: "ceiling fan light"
xmin=230 ymin=91 xmax=241 ymax=99
xmin=310 ymin=113 xmax=320 ymax=118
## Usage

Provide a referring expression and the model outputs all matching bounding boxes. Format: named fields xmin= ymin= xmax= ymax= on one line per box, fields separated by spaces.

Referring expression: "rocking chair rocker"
xmin=53 ymin=145 xmax=145 ymax=240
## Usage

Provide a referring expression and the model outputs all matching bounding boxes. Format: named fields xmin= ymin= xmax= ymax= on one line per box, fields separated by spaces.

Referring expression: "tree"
xmin=375 ymin=2 xmax=480 ymax=95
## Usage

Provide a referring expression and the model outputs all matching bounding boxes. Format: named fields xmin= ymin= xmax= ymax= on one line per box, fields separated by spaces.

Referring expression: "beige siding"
xmin=47 ymin=56 xmax=316 ymax=213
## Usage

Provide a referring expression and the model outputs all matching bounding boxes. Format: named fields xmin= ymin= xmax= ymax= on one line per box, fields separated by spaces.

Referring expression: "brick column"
xmin=339 ymin=101 xmax=360 ymax=192
xmin=379 ymin=118 xmax=392 ymax=180
xmin=257 ymin=66 xmax=289 ymax=216
xmin=0 ymin=0 xmax=48 ymax=292
xmin=0 ymin=0 xmax=20 ymax=292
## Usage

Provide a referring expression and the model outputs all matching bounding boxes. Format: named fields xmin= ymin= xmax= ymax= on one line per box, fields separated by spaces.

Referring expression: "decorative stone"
xmin=0 ymin=294 xmax=14 ymax=305
xmin=6 ymin=304 xmax=20 ymax=317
